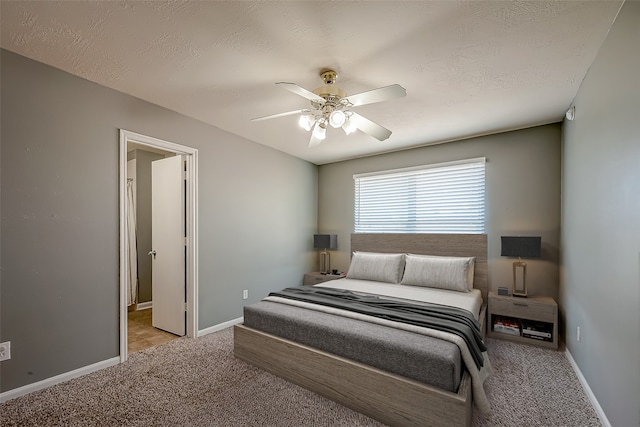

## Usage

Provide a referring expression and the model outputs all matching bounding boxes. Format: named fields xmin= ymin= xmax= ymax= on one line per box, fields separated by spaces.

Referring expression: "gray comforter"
xmin=269 ymin=286 xmax=486 ymax=370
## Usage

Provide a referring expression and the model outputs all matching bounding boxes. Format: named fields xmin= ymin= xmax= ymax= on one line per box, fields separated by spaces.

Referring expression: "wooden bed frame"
xmin=234 ymin=233 xmax=488 ymax=427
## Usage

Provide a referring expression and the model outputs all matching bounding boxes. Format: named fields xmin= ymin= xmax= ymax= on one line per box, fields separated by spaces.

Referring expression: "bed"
xmin=234 ymin=233 xmax=489 ymax=427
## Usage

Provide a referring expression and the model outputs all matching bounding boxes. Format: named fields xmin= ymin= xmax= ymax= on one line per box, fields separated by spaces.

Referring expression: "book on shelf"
xmin=522 ymin=329 xmax=552 ymax=338
xmin=492 ymin=315 xmax=521 ymax=336
xmin=521 ymin=319 xmax=553 ymax=341
xmin=523 ymin=333 xmax=552 ymax=341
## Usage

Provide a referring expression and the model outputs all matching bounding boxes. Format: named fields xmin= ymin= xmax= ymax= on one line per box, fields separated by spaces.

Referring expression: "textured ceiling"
xmin=1 ymin=1 xmax=623 ymax=165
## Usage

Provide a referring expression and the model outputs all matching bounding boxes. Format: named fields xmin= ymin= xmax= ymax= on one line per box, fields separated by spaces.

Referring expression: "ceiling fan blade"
xmin=345 ymin=84 xmax=406 ymax=107
xmin=350 ymin=112 xmax=392 ymax=141
xmin=308 ymin=133 xmax=323 ymax=148
xmin=251 ymin=109 xmax=311 ymax=121
xmin=276 ymin=82 xmax=326 ymax=104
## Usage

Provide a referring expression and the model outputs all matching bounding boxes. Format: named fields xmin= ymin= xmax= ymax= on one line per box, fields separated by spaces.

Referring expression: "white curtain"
xmin=126 ymin=179 xmax=138 ymax=306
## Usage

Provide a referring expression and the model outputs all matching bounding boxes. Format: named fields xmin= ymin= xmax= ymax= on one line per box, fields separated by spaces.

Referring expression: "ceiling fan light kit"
xmin=252 ymin=69 xmax=406 ymax=147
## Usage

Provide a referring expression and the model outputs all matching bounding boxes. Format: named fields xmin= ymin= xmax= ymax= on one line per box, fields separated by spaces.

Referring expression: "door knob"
xmin=148 ymin=250 xmax=157 ymax=259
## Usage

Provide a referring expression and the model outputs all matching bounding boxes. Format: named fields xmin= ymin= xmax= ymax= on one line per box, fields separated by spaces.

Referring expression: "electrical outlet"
xmin=242 ymin=290 xmax=248 ymax=300
xmin=576 ymin=326 xmax=581 ymax=343
xmin=0 ymin=341 xmax=11 ymax=361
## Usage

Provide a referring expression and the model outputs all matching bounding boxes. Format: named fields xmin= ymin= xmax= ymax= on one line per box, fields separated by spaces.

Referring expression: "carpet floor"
xmin=1 ymin=327 xmax=601 ymax=426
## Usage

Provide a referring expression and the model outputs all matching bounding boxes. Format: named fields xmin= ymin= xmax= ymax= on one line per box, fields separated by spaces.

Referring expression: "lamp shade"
xmin=298 ymin=114 xmax=314 ymax=131
xmin=312 ymin=122 xmax=327 ymax=140
xmin=329 ymin=110 xmax=346 ymax=128
xmin=501 ymin=236 xmax=541 ymax=258
xmin=342 ymin=118 xmax=357 ymax=135
xmin=313 ymin=234 xmax=337 ymax=250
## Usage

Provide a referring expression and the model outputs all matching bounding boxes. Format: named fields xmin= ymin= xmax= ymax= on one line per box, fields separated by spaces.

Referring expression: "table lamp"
xmin=501 ymin=236 xmax=541 ymax=297
xmin=313 ymin=234 xmax=337 ymax=274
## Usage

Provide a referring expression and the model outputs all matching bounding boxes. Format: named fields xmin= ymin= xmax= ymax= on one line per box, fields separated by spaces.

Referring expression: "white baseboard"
xmin=1 ymin=317 xmax=244 ymax=402
xmin=565 ymin=348 xmax=611 ymax=427
xmin=0 ymin=356 xmax=120 ymax=403
xmin=136 ymin=301 xmax=152 ymax=310
xmin=197 ymin=316 xmax=243 ymax=337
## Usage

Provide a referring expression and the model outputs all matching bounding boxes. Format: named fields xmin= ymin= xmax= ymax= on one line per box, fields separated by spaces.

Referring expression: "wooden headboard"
xmin=351 ymin=233 xmax=488 ymax=302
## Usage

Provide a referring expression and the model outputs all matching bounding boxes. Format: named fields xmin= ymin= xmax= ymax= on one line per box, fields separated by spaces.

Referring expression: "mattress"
xmin=242 ymin=280 xmax=484 ymax=392
xmin=316 ymin=278 xmax=483 ymax=319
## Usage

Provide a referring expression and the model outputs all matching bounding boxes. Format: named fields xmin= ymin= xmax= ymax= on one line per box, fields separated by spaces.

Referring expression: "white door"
xmin=151 ymin=155 xmax=186 ymax=336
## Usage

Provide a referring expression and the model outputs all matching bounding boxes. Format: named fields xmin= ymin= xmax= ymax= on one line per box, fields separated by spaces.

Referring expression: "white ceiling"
xmin=1 ymin=1 xmax=623 ymax=165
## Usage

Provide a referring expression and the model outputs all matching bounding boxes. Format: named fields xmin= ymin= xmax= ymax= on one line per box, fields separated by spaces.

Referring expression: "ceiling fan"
xmin=252 ymin=70 xmax=406 ymax=147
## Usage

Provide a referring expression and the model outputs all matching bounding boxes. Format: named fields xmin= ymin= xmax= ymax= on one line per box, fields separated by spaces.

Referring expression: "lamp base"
xmin=512 ymin=261 xmax=528 ymax=297
xmin=320 ymin=250 xmax=331 ymax=275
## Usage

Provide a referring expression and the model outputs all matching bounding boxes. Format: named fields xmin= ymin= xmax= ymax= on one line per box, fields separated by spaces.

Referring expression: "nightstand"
xmin=303 ymin=272 xmax=345 ymax=286
xmin=487 ymin=291 xmax=558 ymax=349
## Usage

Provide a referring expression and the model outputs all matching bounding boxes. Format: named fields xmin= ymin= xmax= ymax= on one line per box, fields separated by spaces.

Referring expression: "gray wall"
xmin=0 ymin=50 xmax=317 ymax=392
xmin=561 ymin=2 xmax=640 ymax=426
xmin=318 ymin=124 xmax=562 ymax=299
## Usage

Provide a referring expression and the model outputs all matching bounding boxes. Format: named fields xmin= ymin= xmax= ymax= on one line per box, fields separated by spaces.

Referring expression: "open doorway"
xmin=118 ymin=130 xmax=199 ymax=363
xmin=126 ymin=148 xmax=180 ymax=353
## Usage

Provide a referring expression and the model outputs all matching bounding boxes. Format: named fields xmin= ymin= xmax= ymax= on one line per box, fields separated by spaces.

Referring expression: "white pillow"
xmin=400 ymin=254 xmax=475 ymax=292
xmin=346 ymin=252 xmax=406 ymax=284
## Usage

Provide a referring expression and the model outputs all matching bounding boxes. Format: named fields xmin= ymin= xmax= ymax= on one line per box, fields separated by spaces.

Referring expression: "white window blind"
xmin=354 ymin=158 xmax=486 ymax=234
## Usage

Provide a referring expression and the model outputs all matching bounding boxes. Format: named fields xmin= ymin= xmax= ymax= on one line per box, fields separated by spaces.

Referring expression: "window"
xmin=354 ymin=157 xmax=486 ymax=234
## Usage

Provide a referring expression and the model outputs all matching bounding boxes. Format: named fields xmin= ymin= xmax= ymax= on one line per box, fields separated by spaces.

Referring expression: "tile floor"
xmin=128 ymin=308 xmax=179 ymax=353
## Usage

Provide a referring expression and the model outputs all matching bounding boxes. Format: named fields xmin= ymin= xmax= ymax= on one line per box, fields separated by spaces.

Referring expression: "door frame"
xmin=118 ymin=129 xmax=199 ymax=363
